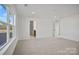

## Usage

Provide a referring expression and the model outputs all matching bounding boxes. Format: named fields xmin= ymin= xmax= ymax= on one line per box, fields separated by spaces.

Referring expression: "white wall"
xmin=16 ymin=16 xmax=30 ymax=40
xmin=36 ymin=18 xmax=53 ymax=38
xmin=16 ymin=5 xmax=79 ymax=41
xmin=16 ymin=14 xmax=79 ymax=41
xmin=16 ymin=16 xmax=53 ymax=39
xmin=59 ymin=14 xmax=79 ymax=41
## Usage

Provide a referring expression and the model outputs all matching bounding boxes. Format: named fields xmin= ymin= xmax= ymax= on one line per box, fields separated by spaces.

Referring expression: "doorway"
xmin=30 ymin=20 xmax=36 ymax=37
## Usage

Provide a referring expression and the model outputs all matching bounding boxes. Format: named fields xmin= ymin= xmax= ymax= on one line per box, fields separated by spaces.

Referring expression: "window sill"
xmin=0 ymin=37 xmax=16 ymax=55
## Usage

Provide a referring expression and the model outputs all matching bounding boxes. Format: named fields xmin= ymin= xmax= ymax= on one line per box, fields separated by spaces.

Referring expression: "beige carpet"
xmin=13 ymin=37 xmax=79 ymax=55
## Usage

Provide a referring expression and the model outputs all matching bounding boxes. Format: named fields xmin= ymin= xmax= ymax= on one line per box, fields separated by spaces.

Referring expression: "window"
xmin=0 ymin=23 xmax=7 ymax=46
xmin=9 ymin=15 xmax=14 ymax=38
xmin=0 ymin=5 xmax=7 ymax=46
xmin=0 ymin=5 xmax=15 ymax=48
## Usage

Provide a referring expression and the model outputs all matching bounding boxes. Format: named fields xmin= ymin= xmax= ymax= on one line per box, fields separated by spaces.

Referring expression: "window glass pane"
xmin=0 ymin=22 xmax=7 ymax=46
xmin=0 ymin=5 xmax=7 ymax=46
xmin=0 ymin=5 xmax=7 ymax=23
xmin=10 ymin=16 xmax=14 ymax=25
xmin=10 ymin=25 xmax=14 ymax=38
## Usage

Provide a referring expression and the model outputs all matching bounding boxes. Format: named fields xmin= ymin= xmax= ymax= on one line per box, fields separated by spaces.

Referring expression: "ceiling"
xmin=15 ymin=4 xmax=79 ymax=19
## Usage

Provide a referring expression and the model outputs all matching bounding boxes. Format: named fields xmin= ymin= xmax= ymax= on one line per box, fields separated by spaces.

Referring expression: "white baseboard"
xmin=58 ymin=36 xmax=79 ymax=42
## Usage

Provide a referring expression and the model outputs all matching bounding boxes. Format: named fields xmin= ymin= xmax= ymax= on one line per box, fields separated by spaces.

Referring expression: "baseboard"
xmin=58 ymin=36 xmax=79 ymax=42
